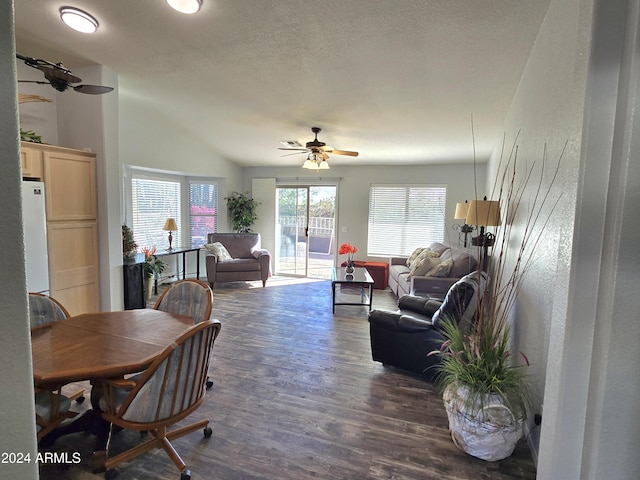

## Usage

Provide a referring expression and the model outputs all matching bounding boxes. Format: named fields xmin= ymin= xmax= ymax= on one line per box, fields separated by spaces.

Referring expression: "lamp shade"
xmin=454 ymin=202 xmax=469 ymax=220
xmin=466 ymin=200 xmax=501 ymax=226
xmin=163 ymin=218 xmax=178 ymax=231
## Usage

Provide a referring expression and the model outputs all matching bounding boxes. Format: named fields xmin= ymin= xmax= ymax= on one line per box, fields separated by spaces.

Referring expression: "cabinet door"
xmin=47 ymin=221 xmax=100 ymax=315
xmin=43 ymin=150 xmax=96 ymax=221
xmin=20 ymin=145 xmax=43 ymax=179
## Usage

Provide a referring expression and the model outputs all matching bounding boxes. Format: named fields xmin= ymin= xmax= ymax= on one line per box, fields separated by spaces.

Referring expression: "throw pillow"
xmin=405 ymin=247 xmax=425 ymax=267
xmin=409 ymin=254 xmax=440 ymax=278
xmin=204 ymin=242 xmax=233 ymax=261
xmin=425 ymin=258 xmax=453 ymax=277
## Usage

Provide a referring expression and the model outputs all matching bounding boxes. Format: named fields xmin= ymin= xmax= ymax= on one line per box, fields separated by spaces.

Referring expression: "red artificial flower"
xmin=338 ymin=243 xmax=358 ymax=255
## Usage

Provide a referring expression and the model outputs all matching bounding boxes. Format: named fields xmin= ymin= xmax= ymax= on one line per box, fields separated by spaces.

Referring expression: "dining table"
xmin=31 ymin=309 xmax=196 ymax=468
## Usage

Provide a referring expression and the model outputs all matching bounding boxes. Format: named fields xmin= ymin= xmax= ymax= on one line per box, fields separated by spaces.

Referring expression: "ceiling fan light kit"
xmin=166 ymin=0 xmax=203 ymax=14
xmin=278 ymin=127 xmax=358 ymax=170
xmin=59 ymin=7 xmax=99 ymax=33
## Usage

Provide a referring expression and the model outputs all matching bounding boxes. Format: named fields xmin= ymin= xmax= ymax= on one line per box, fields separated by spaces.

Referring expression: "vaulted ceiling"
xmin=14 ymin=0 xmax=550 ymax=167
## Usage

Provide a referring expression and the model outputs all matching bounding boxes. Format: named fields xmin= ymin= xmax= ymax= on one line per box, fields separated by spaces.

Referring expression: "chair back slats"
xmin=153 ymin=279 xmax=213 ymax=324
xmin=28 ymin=292 xmax=70 ymax=328
xmin=119 ymin=320 xmax=220 ymax=424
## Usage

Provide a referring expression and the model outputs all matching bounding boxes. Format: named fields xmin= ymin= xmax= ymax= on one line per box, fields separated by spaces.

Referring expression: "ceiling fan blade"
xmin=327 ymin=149 xmax=359 ymax=157
xmin=280 ymin=151 xmax=306 ymax=157
xmin=38 ymin=65 xmax=82 ymax=84
xmin=278 ymin=147 xmax=308 ymax=151
xmin=73 ymin=84 xmax=114 ymax=95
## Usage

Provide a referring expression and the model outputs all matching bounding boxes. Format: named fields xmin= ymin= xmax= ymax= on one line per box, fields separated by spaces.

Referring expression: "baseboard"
xmin=524 ymin=421 xmax=540 ymax=467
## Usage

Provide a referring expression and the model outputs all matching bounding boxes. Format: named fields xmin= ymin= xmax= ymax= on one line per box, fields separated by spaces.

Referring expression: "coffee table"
xmin=331 ymin=267 xmax=375 ymax=313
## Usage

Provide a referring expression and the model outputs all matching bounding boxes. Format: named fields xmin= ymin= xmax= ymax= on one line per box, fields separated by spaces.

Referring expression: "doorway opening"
xmin=275 ymin=185 xmax=337 ymax=279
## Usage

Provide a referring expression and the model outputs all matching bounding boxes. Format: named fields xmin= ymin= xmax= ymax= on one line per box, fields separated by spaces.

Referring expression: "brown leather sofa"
xmin=205 ymin=233 xmax=271 ymax=288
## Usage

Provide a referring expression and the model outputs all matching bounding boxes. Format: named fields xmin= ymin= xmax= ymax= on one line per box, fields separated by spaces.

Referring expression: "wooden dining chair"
xmin=153 ymin=278 xmax=213 ymax=323
xmin=153 ymin=279 xmax=215 ymax=388
xmin=96 ymin=319 xmax=222 ymax=480
xmin=29 ymin=292 xmax=85 ymax=442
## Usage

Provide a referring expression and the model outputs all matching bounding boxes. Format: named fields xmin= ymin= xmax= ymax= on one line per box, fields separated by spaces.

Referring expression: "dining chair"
xmin=153 ymin=279 xmax=215 ymax=388
xmin=28 ymin=291 xmax=71 ymax=328
xmin=153 ymin=279 xmax=213 ymax=323
xmin=97 ymin=319 xmax=222 ymax=480
xmin=29 ymin=292 xmax=85 ymax=442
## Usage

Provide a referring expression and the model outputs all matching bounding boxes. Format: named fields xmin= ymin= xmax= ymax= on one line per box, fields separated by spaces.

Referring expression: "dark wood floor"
xmin=39 ymin=277 xmax=536 ymax=479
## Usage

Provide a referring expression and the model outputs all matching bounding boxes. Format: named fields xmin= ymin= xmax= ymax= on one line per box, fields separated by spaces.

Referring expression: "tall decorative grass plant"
xmin=432 ymin=131 xmax=565 ymax=461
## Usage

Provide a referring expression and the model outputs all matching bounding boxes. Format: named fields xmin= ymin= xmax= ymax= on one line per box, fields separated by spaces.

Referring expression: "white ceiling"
xmin=14 ymin=0 xmax=550 ymax=168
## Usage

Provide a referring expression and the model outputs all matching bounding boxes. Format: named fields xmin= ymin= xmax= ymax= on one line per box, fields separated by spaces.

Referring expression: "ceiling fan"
xmin=279 ymin=127 xmax=358 ymax=169
xmin=16 ymin=53 xmax=114 ymax=95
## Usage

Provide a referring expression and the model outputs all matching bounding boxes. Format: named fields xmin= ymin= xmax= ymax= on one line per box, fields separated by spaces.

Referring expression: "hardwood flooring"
xmin=39 ymin=277 xmax=536 ymax=479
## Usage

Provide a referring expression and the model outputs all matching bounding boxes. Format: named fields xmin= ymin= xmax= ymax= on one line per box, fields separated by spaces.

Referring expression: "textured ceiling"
xmin=14 ymin=0 xmax=550 ymax=167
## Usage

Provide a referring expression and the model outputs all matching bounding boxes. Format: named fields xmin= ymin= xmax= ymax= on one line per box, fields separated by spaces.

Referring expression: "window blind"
xmin=189 ymin=181 xmax=218 ymax=247
xmin=131 ymin=176 xmax=181 ymax=251
xmin=368 ymin=184 xmax=447 ymax=257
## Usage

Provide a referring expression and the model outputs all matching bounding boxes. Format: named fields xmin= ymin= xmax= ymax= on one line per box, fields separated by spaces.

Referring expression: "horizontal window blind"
xmin=131 ymin=176 xmax=181 ymax=251
xmin=368 ymin=184 xmax=447 ymax=257
xmin=189 ymin=181 xmax=218 ymax=247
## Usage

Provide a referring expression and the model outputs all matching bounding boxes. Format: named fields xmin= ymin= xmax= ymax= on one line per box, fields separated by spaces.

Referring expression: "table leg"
xmin=196 ymin=249 xmax=200 ymax=279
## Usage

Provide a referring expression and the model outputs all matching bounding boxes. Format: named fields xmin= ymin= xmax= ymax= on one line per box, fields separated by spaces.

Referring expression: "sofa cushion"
xmin=215 ymin=258 xmax=261 ymax=272
xmin=440 ymin=249 xmax=477 ymax=278
xmin=427 ymin=242 xmax=450 ymax=256
xmin=432 ymin=271 xmax=487 ymax=330
xmin=205 ymin=242 xmax=233 ymax=261
xmin=398 ymin=295 xmax=442 ymax=317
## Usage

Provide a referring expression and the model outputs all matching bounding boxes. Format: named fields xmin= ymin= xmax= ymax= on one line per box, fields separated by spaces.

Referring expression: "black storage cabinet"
xmin=123 ymin=254 xmax=146 ymax=310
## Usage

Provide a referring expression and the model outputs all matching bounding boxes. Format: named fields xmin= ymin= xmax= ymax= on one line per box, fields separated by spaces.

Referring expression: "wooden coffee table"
xmin=331 ymin=267 xmax=375 ymax=313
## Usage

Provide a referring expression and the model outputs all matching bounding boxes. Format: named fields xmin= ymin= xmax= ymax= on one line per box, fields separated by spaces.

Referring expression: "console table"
xmin=154 ymin=245 xmax=202 ymax=293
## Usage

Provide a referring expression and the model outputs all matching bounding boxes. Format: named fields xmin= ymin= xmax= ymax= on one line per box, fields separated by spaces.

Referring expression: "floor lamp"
xmin=466 ymin=197 xmax=501 ymax=271
xmin=453 ymin=201 xmax=474 ymax=247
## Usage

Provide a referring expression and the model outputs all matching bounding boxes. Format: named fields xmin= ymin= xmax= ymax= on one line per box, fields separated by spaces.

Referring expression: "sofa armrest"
xmin=410 ymin=276 xmax=459 ymax=296
xmin=390 ymin=256 xmax=408 ymax=266
xmin=368 ymin=309 xmax=435 ymax=332
xmin=252 ymin=249 xmax=270 ymax=259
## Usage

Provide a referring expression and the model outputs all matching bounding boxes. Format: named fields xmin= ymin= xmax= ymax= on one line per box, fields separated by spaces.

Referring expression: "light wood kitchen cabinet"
xmin=21 ymin=142 xmax=100 ymax=315
xmin=20 ymin=145 xmax=42 ymax=179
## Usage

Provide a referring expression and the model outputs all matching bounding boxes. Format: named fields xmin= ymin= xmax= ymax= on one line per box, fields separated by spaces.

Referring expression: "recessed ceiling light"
xmin=59 ymin=7 xmax=99 ymax=33
xmin=166 ymin=0 xmax=203 ymax=14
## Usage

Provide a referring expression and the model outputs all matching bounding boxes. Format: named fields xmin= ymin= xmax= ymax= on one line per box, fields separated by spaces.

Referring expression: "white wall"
xmin=243 ymin=163 xmax=486 ymax=262
xmin=490 ymin=0 xmax=640 ymax=478
xmin=0 ymin=2 xmax=39 ymax=478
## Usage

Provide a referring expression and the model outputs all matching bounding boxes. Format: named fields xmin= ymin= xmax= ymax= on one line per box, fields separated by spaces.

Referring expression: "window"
xmin=131 ymin=176 xmax=181 ymax=251
xmin=190 ymin=181 xmax=218 ymax=247
xmin=367 ymin=184 xmax=447 ymax=257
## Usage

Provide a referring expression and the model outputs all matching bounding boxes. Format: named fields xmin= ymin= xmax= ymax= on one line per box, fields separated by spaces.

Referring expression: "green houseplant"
xmin=431 ymin=134 xmax=565 ymax=461
xmin=142 ymin=246 xmax=166 ymax=299
xmin=225 ymin=191 xmax=260 ymax=233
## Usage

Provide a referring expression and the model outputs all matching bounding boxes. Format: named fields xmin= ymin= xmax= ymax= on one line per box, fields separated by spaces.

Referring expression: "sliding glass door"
xmin=276 ymin=185 xmax=336 ymax=279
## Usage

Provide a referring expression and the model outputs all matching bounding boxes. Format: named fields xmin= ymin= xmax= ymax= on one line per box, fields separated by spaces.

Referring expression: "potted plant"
xmin=430 ymin=136 xmax=565 ymax=461
xmin=225 ymin=191 xmax=260 ymax=233
xmin=122 ymin=225 xmax=138 ymax=259
xmin=142 ymin=246 xmax=166 ymax=299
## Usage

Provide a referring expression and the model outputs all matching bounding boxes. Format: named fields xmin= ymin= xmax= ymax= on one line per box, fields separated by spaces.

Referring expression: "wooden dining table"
xmin=32 ymin=309 xmax=195 ymax=387
xmin=31 ymin=309 xmax=196 ymax=464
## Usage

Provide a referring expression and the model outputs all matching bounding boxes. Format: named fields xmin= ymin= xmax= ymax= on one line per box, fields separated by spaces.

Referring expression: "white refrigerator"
xmin=22 ymin=181 xmax=50 ymax=294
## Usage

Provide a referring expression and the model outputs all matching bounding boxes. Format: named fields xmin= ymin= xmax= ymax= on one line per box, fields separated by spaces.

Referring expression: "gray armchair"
xmin=205 ymin=233 xmax=271 ymax=288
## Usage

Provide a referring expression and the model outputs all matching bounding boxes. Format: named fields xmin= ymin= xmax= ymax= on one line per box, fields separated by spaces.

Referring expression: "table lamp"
xmin=163 ymin=218 xmax=177 ymax=251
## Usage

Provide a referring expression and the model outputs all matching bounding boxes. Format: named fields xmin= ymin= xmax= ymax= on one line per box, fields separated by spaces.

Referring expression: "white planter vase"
xmin=145 ymin=277 xmax=154 ymax=300
xmin=443 ymin=384 xmax=524 ymax=462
